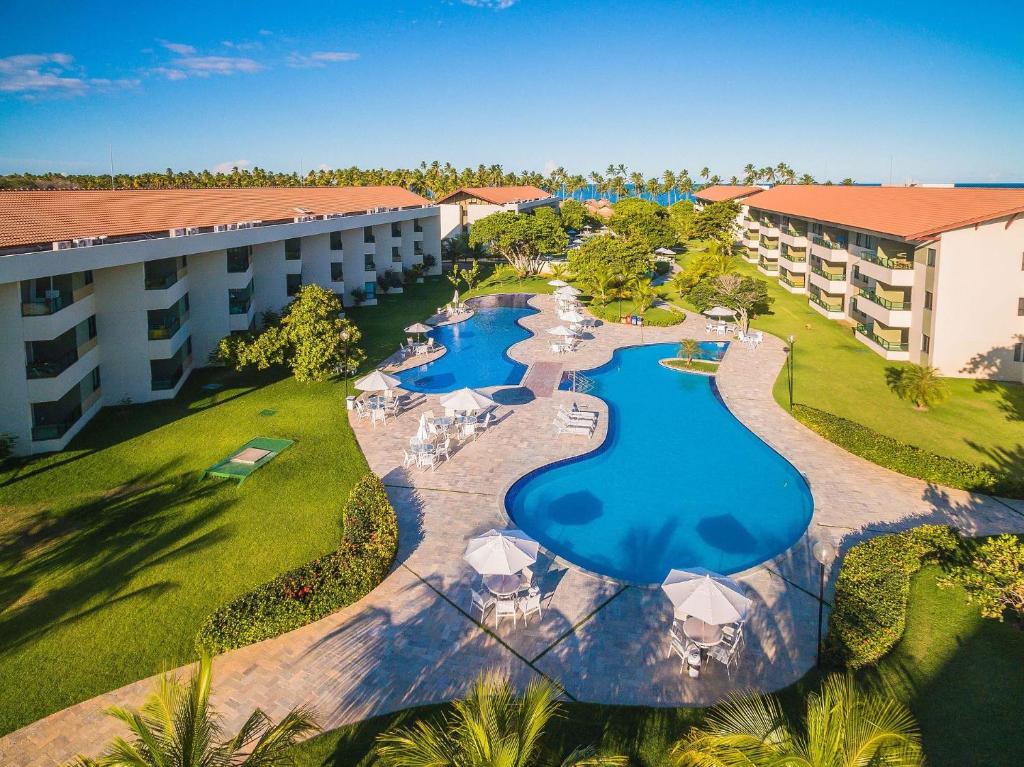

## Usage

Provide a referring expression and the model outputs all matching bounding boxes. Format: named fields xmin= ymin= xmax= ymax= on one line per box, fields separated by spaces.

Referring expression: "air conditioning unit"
xmin=324 ymin=212 xmax=342 ymax=219
xmin=185 ymin=226 xmax=200 ymax=236
xmin=293 ymin=215 xmax=316 ymax=223
xmin=73 ymin=236 xmax=105 ymax=247
xmin=170 ymin=227 xmax=187 ymax=237
xmin=53 ymin=240 xmax=73 ymax=250
xmin=213 ymin=224 xmax=231 ymax=232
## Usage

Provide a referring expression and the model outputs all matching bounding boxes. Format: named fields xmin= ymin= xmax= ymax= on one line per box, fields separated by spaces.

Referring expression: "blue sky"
xmin=1 ymin=0 xmax=1022 ymax=183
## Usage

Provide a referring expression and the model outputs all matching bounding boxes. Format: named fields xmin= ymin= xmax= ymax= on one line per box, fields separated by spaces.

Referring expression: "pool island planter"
xmin=658 ymin=358 xmax=719 ymax=376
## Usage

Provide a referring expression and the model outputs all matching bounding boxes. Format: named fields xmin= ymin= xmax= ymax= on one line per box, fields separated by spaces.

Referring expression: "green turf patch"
xmin=204 ymin=437 xmax=294 ymax=483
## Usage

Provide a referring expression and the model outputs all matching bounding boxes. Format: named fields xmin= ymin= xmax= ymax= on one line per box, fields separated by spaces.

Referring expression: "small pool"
xmin=506 ymin=343 xmax=813 ymax=583
xmin=397 ymin=297 xmax=537 ymax=393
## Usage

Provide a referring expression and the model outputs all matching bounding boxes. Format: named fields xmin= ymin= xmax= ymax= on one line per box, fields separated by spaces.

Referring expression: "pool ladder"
xmin=566 ymin=370 xmax=595 ymax=394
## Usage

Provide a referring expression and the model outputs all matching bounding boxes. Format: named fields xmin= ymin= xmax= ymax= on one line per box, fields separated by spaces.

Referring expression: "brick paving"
xmin=3 ymin=293 xmax=1023 ymax=766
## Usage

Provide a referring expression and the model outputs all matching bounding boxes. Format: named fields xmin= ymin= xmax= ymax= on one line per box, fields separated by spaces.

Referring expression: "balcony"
xmin=364 ymin=261 xmax=376 ymax=272
xmin=779 ymin=229 xmax=808 ymax=247
xmin=859 ymin=289 xmax=910 ymax=311
xmin=778 ymin=250 xmax=808 ymax=272
xmin=779 ymin=272 xmax=807 ymax=294
xmin=855 ymin=324 xmax=910 ymax=361
xmin=808 ymin=292 xmax=845 ymax=319
xmin=32 ymin=407 xmax=82 ymax=441
xmin=857 ymin=249 xmax=916 ymax=286
xmin=145 ymin=265 xmax=187 ymax=291
xmin=759 ymin=240 xmax=780 ymax=257
xmin=809 ymin=266 xmax=847 ymax=293
xmin=757 ymin=258 xmax=779 ymax=275
xmin=743 ymin=218 xmax=759 ymax=231
xmin=741 ymin=246 xmax=759 ymax=263
xmin=151 ymin=365 xmax=186 ymax=391
xmin=228 ymin=296 xmax=252 ymax=315
xmin=742 ymin=237 xmax=759 ymax=249
xmin=760 ymin=222 xmax=780 ymax=237
xmin=855 ymin=291 xmax=913 ymax=327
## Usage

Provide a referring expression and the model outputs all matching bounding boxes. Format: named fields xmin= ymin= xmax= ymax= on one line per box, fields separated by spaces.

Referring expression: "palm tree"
xmin=669 ymin=271 xmax=689 ymax=298
xmin=742 ymin=163 xmax=757 ymax=185
xmin=375 ymin=673 xmax=623 ymax=767
xmin=678 ymin=338 xmax=701 ymax=364
xmin=587 ymin=266 xmax=618 ymax=305
xmin=548 ymin=261 xmax=569 ymax=282
xmin=631 ymin=277 xmax=656 ymax=314
xmin=671 ymin=674 xmax=923 ymax=767
xmin=892 ymin=364 xmax=949 ymax=410
xmin=72 ymin=656 xmax=318 ymax=767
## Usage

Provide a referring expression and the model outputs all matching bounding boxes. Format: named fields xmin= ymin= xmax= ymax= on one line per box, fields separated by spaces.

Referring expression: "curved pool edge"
xmin=497 ymin=341 xmax=817 ymax=587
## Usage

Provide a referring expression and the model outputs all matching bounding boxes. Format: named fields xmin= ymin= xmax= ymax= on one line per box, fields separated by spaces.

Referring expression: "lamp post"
xmin=786 ymin=334 xmax=797 ymax=412
xmin=812 ymin=537 xmax=837 ymax=668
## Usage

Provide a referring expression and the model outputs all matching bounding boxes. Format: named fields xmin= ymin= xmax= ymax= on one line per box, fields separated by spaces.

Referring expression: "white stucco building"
xmin=436 ymin=185 xmax=558 ymax=239
xmin=699 ymin=184 xmax=1024 ymax=380
xmin=0 ymin=186 xmax=441 ymax=455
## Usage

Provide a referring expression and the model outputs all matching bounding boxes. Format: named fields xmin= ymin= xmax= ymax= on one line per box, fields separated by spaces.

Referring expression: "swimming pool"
xmin=396 ymin=297 xmax=537 ymax=393
xmin=506 ymin=343 xmax=813 ymax=583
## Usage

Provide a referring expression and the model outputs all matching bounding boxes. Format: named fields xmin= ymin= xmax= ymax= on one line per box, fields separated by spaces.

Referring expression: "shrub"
xmin=791 ymin=404 xmax=1000 ymax=494
xmin=653 ymin=260 xmax=671 ymax=276
xmin=196 ymin=473 xmax=398 ymax=653
xmin=0 ymin=432 xmax=17 ymax=462
xmin=825 ymin=525 xmax=960 ymax=669
xmin=940 ymin=534 xmax=1024 ymax=621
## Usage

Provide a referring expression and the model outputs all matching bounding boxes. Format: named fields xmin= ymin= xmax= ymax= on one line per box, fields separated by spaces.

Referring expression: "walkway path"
xmin=3 ymin=295 xmax=1023 ymax=766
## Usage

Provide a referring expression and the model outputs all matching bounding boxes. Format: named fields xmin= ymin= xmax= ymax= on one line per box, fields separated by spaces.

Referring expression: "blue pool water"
xmin=507 ymin=343 xmax=813 ymax=583
xmin=396 ymin=304 xmax=537 ymax=393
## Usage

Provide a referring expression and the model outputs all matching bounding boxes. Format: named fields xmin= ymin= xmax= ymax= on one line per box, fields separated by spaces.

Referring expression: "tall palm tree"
xmin=892 ymin=364 xmax=949 ymax=410
xmin=375 ymin=673 xmax=623 ymax=767
xmin=587 ymin=266 xmax=619 ymax=305
xmin=671 ymin=674 xmax=924 ymax=767
xmin=631 ymin=277 xmax=656 ymax=314
xmin=742 ymin=163 xmax=757 ymax=184
xmin=71 ymin=656 xmax=318 ymax=767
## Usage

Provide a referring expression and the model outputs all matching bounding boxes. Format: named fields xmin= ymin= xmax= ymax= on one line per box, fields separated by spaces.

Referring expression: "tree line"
xmin=0 ymin=161 xmax=855 ymax=197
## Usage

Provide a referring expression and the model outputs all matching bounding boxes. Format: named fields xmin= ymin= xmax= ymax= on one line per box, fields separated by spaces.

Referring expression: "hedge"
xmin=586 ymin=303 xmax=685 ymax=327
xmin=791 ymin=404 xmax=1012 ymax=495
xmin=824 ymin=525 xmax=960 ymax=669
xmin=196 ymin=473 xmax=398 ymax=653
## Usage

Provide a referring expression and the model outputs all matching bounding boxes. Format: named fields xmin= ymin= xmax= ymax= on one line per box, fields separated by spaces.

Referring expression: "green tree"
xmin=670 ymin=674 xmax=923 ymax=767
xmin=585 ymin=265 xmax=620 ymax=305
xmin=71 ymin=655 xmax=318 ymax=767
xmin=690 ymin=200 xmax=741 ymax=243
xmin=230 ymin=284 xmax=364 ymax=383
xmin=666 ymin=199 xmax=696 ymax=241
xmin=559 ymin=198 xmax=592 ymax=231
xmin=941 ymin=534 xmax=1024 ymax=620
xmin=704 ymin=273 xmax=772 ymax=331
xmin=630 ymin=277 xmax=657 ymax=314
xmin=889 ymin=364 xmax=949 ymax=410
xmin=607 ymin=197 xmax=676 ymax=251
xmin=678 ymin=338 xmax=701 ymax=364
xmin=568 ymin=234 xmax=651 ymax=287
xmin=375 ymin=673 xmax=624 ymax=767
xmin=470 ymin=209 xmax=567 ymax=277
xmin=675 ymin=240 xmax=737 ymax=294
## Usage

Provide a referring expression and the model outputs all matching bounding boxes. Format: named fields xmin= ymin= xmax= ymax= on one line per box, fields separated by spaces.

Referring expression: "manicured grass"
xmin=664 ymin=359 xmax=719 ymax=374
xmin=0 ymin=277 xmax=453 ymax=736
xmin=288 ymin=567 xmax=1024 ymax=767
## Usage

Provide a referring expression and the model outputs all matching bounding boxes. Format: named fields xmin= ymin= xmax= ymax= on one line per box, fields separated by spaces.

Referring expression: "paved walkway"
xmin=3 ymin=294 xmax=1023 ymax=766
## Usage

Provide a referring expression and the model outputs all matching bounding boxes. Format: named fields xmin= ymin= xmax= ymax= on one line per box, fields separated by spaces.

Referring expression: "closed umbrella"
xmin=354 ymin=369 xmax=401 ymax=392
xmin=554 ymin=285 xmax=582 ymax=297
xmin=439 ymin=387 xmax=496 ymax=413
xmin=661 ymin=568 xmax=751 ymax=624
xmin=415 ymin=414 xmax=431 ymax=442
xmin=453 ymin=289 xmax=460 ymax=306
xmin=464 ymin=529 xmax=539 ymax=575
xmin=547 ymin=279 xmax=569 ymax=287
xmin=703 ymin=306 xmax=737 ymax=319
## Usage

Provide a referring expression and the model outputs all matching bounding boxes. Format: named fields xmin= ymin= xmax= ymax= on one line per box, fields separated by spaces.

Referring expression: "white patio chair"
xmin=458 ymin=422 xmax=476 ymax=443
xmin=354 ymin=399 xmax=371 ymax=420
xmin=371 ymin=407 xmax=387 ymax=428
xmin=550 ymin=343 xmax=564 ymax=355
xmin=479 ymin=412 xmax=494 ymax=431
xmin=494 ymin=596 xmax=517 ymax=628
xmin=402 ymin=449 xmax=416 ymax=468
xmin=437 ymin=437 xmax=452 ymax=462
xmin=518 ymin=592 xmax=542 ymax=625
xmin=422 ymin=409 xmax=435 ymax=423
xmin=418 ymin=450 xmax=437 ymax=471
xmin=519 ymin=566 xmax=533 ymax=589
xmin=708 ymin=643 xmax=739 ymax=678
xmin=470 ymin=589 xmax=495 ymax=621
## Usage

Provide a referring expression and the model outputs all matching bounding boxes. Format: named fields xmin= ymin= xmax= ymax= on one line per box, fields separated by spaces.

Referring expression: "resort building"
xmin=0 ymin=186 xmax=442 ymax=455
xmin=694 ymin=185 xmax=766 ymax=246
xmin=437 ymin=185 xmax=557 ymax=239
xmin=702 ymin=184 xmax=1024 ymax=380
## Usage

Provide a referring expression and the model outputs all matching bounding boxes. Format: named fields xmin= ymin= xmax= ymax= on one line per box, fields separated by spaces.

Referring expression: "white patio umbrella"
xmin=661 ymin=568 xmax=751 ymax=624
xmin=547 ymin=279 xmax=569 ymax=287
xmin=404 ymin=322 xmax=433 ymax=338
xmin=654 ymin=247 xmax=676 ymax=256
xmin=464 ymin=529 xmax=539 ymax=575
xmin=703 ymin=306 xmax=737 ymax=319
xmin=546 ymin=325 xmax=576 ymax=337
xmin=554 ymin=285 xmax=582 ymax=297
xmin=439 ymin=387 xmax=496 ymax=413
xmin=354 ymin=369 xmax=401 ymax=392
xmin=559 ymin=309 xmax=586 ymax=323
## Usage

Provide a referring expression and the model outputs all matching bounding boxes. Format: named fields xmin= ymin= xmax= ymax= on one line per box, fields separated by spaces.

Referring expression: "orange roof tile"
xmin=435 ymin=186 xmax=552 ymax=205
xmin=694 ymin=185 xmax=764 ymax=203
xmin=0 ymin=186 xmax=431 ymax=249
xmin=744 ymin=185 xmax=1024 ymax=240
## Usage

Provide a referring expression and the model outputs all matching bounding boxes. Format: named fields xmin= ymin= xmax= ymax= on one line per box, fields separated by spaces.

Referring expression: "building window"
xmin=363 ymin=226 xmax=374 ymax=244
xmin=855 ymin=232 xmax=876 ymax=250
xmin=414 ymin=219 xmax=423 ymax=233
xmin=927 ymin=248 xmax=937 ymax=267
xmin=924 ymin=290 xmax=933 ymax=310
xmin=226 ymin=246 xmax=251 ymax=273
xmin=285 ymin=238 xmax=301 ymax=260
xmin=392 ymin=246 xmax=402 ymax=263
xmin=921 ymin=334 xmax=930 ymax=353
xmin=852 ymin=265 xmax=861 ymax=281
xmin=1015 ymin=342 xmax=1024 ymax=363
xmin=364 ymin=254 xmax=375 ymax=271
xmin=84 ymin=270 xmax=94 ymax=285
xmin=87 ymin=315 xmax=98 ymax=338
xmin=286 ymin=274 xmax=302 ymax=297
xmin=91 ymin=366 xmax=101 ymax=390
xmin=330 ymin=262 xmax=344 ymax=282
xmin=330 ymin=231 xmax=343 ymax=251
xmin=1019 ymin=297 xmax=1024 ymax=316
xmin=391 ymin=223 xmax=401 ymax=237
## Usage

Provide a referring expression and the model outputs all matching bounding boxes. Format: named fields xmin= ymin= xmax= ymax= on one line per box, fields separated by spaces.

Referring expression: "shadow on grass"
xmin=0 ymin=459 xmax=232 ymax=653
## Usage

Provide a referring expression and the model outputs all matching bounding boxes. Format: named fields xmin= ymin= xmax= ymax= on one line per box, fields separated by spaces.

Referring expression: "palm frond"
xmin=239 ymin=705 xmax=321 ymax=766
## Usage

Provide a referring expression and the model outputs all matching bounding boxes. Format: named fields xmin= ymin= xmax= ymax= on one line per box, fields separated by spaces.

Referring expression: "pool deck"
xmin=4 ymin=294 xmax=1024 ymax=765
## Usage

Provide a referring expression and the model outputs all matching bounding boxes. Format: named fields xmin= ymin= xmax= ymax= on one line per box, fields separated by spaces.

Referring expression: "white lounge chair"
xmin=550 ymin=343 xmax=564 ymax=355
xmin=494 ymin=596 xmax=517 ymax=628
xmin=470 ymin=589 xmax=495 ymax=621
xmin=478 ymin=412 xmax=494 ymax=432
xmin=553 ymin=416 xmax=594 ymax=437
xmin=558 ymin=405 xmax=597 ymax=423
xmin=518 ymin=592 xmax=542 ymax=625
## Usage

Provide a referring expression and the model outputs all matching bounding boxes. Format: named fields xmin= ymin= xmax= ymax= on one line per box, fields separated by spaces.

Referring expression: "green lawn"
xmin=288 ymin=566 xmax=1024 ymax=767
xmin=0 ymin=277 xmax=453 ymax=736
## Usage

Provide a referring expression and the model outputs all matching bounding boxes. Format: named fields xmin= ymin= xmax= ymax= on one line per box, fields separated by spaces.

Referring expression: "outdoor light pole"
xmin=812 ymin=537 xmax=837 ymax=668
xmin=786 ymin=334 xmax=797 ymax=411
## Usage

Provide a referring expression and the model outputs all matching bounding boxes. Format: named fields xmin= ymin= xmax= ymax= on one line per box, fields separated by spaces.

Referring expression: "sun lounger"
xmin=553 ymin=416 xmax=594 ymax=437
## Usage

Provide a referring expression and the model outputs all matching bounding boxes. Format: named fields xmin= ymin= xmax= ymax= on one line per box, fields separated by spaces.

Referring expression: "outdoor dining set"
xmin=464 ymin=529 xmax=543 ymax=629
xmin=548 ymin=281 xmax=595 ymax=354
xmin=351 ymin=370 xmax=409 ymax=428
xmin=703 ymin=306 xmax=763 ymax=349
xmin=402 ymin=387 xmax=496 ymax=470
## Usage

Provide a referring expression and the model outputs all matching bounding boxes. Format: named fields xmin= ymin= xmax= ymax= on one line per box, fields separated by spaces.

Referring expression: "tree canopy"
xmin=687 ymin=273 xmax=773 ymax=331
xmin=690 ymin=200 xmax=741 ymax=243
xmin=567 ymin=234 xmax=652 ymax=287
xmin=223 ymin=284 xmax=364 ymax=383
xmin=607 ymin=197 xmax=677 ymax=251
xmin=667 ymin=199 xmax=696 ymax=241
xmin=558 ymin=198 xmax=594 ymax=231
xmin=469 ymin=208 xmax=567 ymax=276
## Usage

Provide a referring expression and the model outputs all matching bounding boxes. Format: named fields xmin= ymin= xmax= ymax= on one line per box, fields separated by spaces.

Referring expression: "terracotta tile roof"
xmin=435 ymin=186 xmax=552 ymax=205
xmin=0 ymin=186 xmax=431 ymax=249
xmin=694 ymin=185 xmax=764 ymax=202
xmin=743 ymin=185 xmax=1024 ymax=240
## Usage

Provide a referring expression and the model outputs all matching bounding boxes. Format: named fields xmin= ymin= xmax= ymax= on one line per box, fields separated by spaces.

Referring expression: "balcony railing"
xmin=21 ymin=292 xmax=72 ymax=316
xmin=31 ymin=405 xmax=82 ymax=441
xmin=758 ymin=259 xmax=779 ymax=272
xmin=759 ymin=240 xmax=779 ymax=250
xmin=145 ymin=271 xmax=181 ymax=290
xmin=811 ymin=266 xmax=846 ymax=280
xmin=392 ymin=254 xmax=403 ymax=263
xmin=780 ymin=274 xmax=805 ymax=288
xmin=809 ymin=293 xmax=844 ymax=312
xmin=364 ymin=262 xmax=376 ymax=272
xmin=781 ymin=250 xmax=807 ymax=263
xmin=149 ymin=313 xmax=185 ymax=339
xmin=856 ymin=324 xmax=909 ymax=351
xmin=152 ymin=366 xmax=185 ymax=391
xmin=811 ymin=234 xmax=846 ymax=250
xmin=229 ymin=297 xmax=253 ymax=315
xmin=785 ymin=228 xmax=806 ymax=238
xmin=26 ymin=346 xmax=79 ymax=379
xmin=859 ymin=250 xmax=915 ymax=270
xmin=859 ymin=289 xmax=911 ymax=311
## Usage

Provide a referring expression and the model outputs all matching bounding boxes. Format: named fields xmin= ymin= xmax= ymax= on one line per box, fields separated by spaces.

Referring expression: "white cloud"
xmin=212 ymin=160 xmax=252 ymax=174
xmin=461 ymin=0 xmax=519 ymax=8
xmin=258 ymin=29 xmax=273 ymax=36
xmin=0 ymin=53 xmax=136 ymax=97
xmin=222 ymin=39 xmax=262 ymax=51
xmin=158 ymin=40 xmax=197 ymax=55
xmin=175 ymin=55 xmax=263 ymax=76
xmin=543 ymin=160 xmax=560 ymax=175
xmin=286 ymin=50 xmax=360 ymax=68
xmin=151 ymin=67 xmax=187 ymax=81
